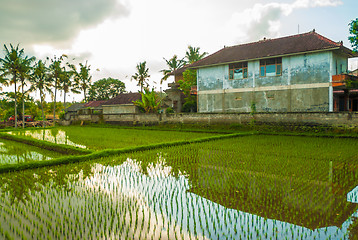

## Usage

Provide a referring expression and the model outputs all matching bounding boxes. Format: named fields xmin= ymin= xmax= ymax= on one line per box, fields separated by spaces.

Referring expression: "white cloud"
xmin=0 ymin=0 xmax=129 ymax=48
xmin=226 ymin=0 xmax=343 ymax=43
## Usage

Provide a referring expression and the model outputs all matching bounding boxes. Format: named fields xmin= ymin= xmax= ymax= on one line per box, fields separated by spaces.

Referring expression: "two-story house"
xmin=184 ymin=30 xmax=358 ymax=113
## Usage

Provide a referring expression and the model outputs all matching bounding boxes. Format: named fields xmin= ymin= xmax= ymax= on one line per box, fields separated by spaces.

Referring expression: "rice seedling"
xmin=8 ymin=126 xmax=217 ymax=150
xmin=0 ymin=133 xmax=357 ymax=239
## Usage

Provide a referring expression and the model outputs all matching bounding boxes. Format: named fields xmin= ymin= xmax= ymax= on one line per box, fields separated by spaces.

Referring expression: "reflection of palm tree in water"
xmin=50 ymin=128 xmax=59 ymax=144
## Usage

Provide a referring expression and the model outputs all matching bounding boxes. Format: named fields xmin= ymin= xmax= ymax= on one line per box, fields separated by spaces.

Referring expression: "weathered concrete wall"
xmin=102 ymin=104 xmax=139 ymax=114
xmin=198 ymin=87 xmax=330 ymax=113
xmin=66 ymin=112 xmax=358 ymax=127
xmin=197 ymin=51 xmax=335 ymax=113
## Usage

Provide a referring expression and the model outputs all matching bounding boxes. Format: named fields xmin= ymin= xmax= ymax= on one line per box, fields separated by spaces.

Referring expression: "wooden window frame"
xmin=229 ymin=62 xmax=248 ymax=80
xmin=260 ymin=57 xmax=282 ymax=77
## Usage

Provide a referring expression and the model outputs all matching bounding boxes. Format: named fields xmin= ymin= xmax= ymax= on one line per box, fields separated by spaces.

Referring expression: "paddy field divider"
xmin=0 ymin=132 xmax=256 ymax=174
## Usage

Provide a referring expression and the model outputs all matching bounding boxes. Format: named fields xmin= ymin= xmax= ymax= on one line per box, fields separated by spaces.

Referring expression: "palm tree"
xmin=30 ymin=60 xmax=52 ymax=127
xmin=185 ymin=45 xmax=208 ymax=64
xmin=160 ymin=55 xmax=185 ymax=84
xmin=0 ymin=69 xmax=9 ymax=91
xmin=69 ymin=61 xmax=92 ymax=102
xmin=131 ymin=61 xmax=150 ymax=93
xmin=48 ymin=55 xmax=65 ymax=123
xmin=60 ymin=67 xmax=76 ymax=110
xmin=18 ymin=55 xmax=35 ymax=128
xmin=0 ymin=44 xmax=25 ymax=128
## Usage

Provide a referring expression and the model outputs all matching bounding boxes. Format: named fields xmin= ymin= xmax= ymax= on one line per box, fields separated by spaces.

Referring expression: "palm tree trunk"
xmin=22 ymin=81 xmax=25 ymax=128
xmin=64 ymin=90 xmax=67 ymax=110
xmin=41 ymin=92 xmax=45 ymax=128
xmin=14 ymin=76 xmax=17 ymax=129
xmin=53 ymin=81 xmax=57 ymax=125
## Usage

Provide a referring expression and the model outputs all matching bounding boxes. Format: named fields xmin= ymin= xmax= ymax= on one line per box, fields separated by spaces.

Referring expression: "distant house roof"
xmin=84 ymin=100 xmax=108 ymax=108
xmin=104 ymin=92 xmax=142 ymax=105
xmin=66 ymin=103 xmax=85 ymax=112
xmin=182 ymin=31 xmax=358 ymax=69
xmin=351 ymin=69 xmax=358 ymax=76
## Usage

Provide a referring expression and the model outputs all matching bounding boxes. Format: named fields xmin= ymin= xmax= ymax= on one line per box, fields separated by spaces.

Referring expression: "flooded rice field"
xmin=1 ymin=134 xmax=358 ymax=239
xmin=7 ymin=129 xmax=87 ymax=149
xmin=7 ymin=126 xmax=214 ymax=150
xmin=0 ymin=139 xmax=63 ymax=165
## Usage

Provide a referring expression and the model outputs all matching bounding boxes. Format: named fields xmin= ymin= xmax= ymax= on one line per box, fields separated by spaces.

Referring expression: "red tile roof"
xmin=104 ymin=92 xmax=141 ymax=105
xmin=187 ymin=31 xmax=357 ymax=69
xmin=84 ymin=100 xmax=108 ymax=108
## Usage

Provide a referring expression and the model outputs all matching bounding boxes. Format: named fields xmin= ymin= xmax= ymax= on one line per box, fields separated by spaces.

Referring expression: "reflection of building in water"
xmin=188 ymin=151 xmax=358 ymax=230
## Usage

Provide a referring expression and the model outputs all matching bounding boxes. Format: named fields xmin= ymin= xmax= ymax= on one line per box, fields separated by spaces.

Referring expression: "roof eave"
xmin=189 ymin=47 xmax=345 ymax=69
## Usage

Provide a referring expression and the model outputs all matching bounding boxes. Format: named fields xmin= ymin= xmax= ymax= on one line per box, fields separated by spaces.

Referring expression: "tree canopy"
xmin=131 ymin=61 xmax=150 ymax=92
xmin=160 ymin=55 xmax=185 ymax=83
xmin=87 ymin=77 xmax=126 ymax=101
xmin=185 ymin=46 xmax=208 ymax=64
xmin=349 ymin=18 xmax=358 ymax=52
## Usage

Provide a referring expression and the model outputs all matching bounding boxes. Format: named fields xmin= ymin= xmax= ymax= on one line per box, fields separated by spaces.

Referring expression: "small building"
xmin=64 ymin=103 xmax=86 ymax=120
xmin=183 ymin=30 xmax=358 ymax=113
xmin=102 ymin=92 xmax=142 ymax=114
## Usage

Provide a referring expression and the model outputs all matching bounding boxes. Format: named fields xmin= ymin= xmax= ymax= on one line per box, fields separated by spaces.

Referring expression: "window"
xmin=229 ymin=62 xmax=248 ymax=80
xmin=260 ymin=57 xmax=282 ymax=77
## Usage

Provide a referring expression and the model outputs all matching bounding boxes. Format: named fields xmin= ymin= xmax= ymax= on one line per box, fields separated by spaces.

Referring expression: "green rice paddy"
xmin=0 ymin=139 xmax=64 ymax=165
xmin=1 ymin=126 xmax=358 ymax=239
xmin=8 ymin=126 xmax=216 ymax=150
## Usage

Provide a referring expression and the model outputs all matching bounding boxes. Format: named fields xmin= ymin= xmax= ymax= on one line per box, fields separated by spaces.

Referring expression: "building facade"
xmin=188 ymin=31 xmax=358 ymax=113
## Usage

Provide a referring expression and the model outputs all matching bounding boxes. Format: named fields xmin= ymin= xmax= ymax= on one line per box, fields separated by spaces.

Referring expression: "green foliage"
xmin=69 ymin=61 xmax=92 ymax=102
xmin=160 ymin=55 xmax=185 ymax=83
xmin=131 ymin=61 xmax=150 ymax=93
xmin=59 ymin=111 xmax=65 ymax=120
xmin=133 ymin=88 xmax=162 ymax=113
xmin=182 ymin=98 xmax=197 ymax=112
xmin=185 ymin=45 xmax=208 ymax=64
xmin=349 ymin=18 xmax=358 ymax=52
xmin=87 ymin=77 xmax=126 ymax=101
xmin=165 ymin=107 xmax=174 ymax=114
xmin=178 ymin=69 xmax=197 ymax=97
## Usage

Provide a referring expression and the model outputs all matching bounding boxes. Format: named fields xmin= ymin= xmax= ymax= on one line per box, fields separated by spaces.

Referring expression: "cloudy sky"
xmin=1 ymin=0 xmax=357 ymax=100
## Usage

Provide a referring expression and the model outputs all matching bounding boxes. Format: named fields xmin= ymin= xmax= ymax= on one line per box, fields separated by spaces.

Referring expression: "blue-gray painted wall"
xmin=197 ymin=51 xmax=348 ymax=113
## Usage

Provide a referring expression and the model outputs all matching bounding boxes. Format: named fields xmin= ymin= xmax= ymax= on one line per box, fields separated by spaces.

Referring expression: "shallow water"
xmin=8 ymin=129 xmax=87 ymax=149
xmin=0 ymin=139 xmax=63 ymax=165
xmin=1 ymin=135 xmax=358 ymax=239
xmin=1 ymin=156 xmax=358 ymax=239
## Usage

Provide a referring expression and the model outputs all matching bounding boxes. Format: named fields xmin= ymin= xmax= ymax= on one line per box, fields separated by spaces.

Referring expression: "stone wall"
xmin=64 ymin=112 xmax=358 ymax=127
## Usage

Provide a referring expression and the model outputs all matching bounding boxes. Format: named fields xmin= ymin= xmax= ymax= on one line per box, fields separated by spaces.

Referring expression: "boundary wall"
xmin=62 ymin=112 xmax=358 ymax=127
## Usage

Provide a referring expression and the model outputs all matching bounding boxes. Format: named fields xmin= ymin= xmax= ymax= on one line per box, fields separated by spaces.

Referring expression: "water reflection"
xmin=8 ymin=129 xmax=87 ymax=149
xmin=1 ymin=155 xmax=358 ymax=239
xmin=0 ymin=139 xmax=63 ymax=165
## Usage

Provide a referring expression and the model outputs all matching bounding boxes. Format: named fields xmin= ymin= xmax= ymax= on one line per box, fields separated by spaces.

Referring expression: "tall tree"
xmin=185 ymin=46 xmax=208 ymax=64
xmin=30 ymin=60 xmax=52 ymax=127
xmin=160 ymin=55 xmax=185 ymax=84
xmin=349 ymin=18 xmax=358 ymax=53
xmin=18 ymin=55 xmax=35 ymax=128
xmin=87 ymin=77 xmax=126 ymax=101
xmin=69 ymin=61 xmax=92 ymax=102
xmin=59 ymin=67 xmax=76 ymax=110
xmin=0 ymin=44 xmax=25 ymax=128
xmin=48 ymin=55 xmax=66 ymax=122
xmin=131 ymin=61 xmax=150 ymax=93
